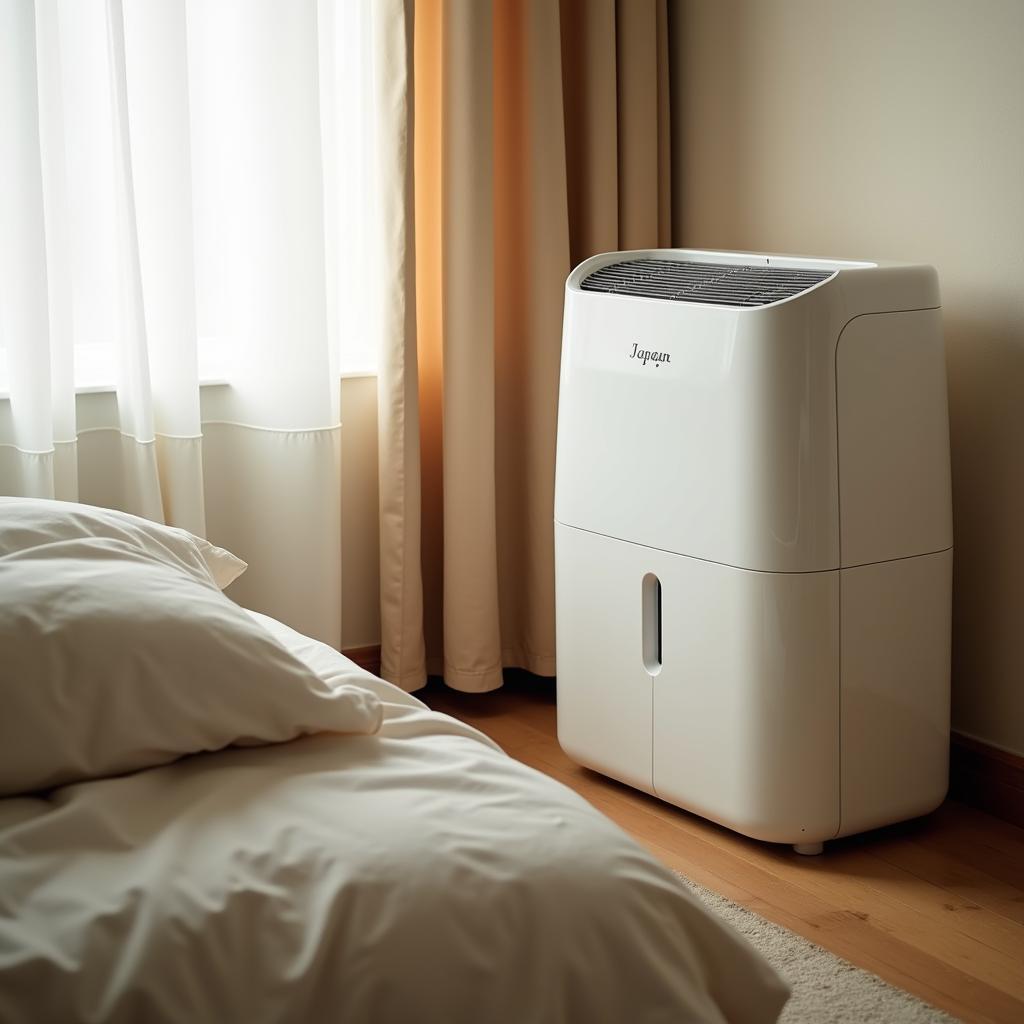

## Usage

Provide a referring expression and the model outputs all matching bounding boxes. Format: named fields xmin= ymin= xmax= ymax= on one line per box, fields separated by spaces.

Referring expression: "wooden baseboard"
xmin=339 ymin=651 xmax=1024 ymax=830
xmin=949 ymin=731 xmax=1024 ymax=829
xmin=341 ymin=644 xmax=381 ymax=678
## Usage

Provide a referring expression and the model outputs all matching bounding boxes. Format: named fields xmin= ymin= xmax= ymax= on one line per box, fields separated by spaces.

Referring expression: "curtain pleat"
xmin=377 ymin=0 xmax=427 ymax=689
xmin=560 ymin=0 xmax=619 ymax=266
xmin=34 ymin=0 xmax=77 ymax=500
xmin=615 ymin=0 xmax=669 ymax=250
xmin=656 ymin=0 xmax=673 ymax=248
xmin=493 ymin=0 xmax=567 ymax=678
xmin=116 ymin=0 xmax=206 ymax=532
xmin=437 ymin=0 xmax=502 ymax=691
xmin=106 ymin=0 xmax=166 ymax=521
xmin=383 ymin=0 xmax=671 ymax=691
xmin=0 ymin=1 xmax=54 ymax=469
xmin=412 ymin=0 xmax=444 ymax=687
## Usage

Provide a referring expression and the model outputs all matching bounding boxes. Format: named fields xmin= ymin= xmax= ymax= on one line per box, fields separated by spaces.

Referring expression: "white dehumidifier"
xmin=553 ymin=249 xmax=952 ymax=854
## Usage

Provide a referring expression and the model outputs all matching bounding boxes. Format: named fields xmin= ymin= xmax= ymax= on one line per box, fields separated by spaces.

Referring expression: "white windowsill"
xmin=0 ymin=370 xmax=378 ymax=403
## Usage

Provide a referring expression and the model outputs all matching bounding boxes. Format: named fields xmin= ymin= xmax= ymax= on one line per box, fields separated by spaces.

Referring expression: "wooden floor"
xmin=422 ymin=674 xmax=1024 ymax=1024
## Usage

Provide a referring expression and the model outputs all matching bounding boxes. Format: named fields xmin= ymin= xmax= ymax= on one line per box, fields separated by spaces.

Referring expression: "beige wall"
xmin=670 ymin=0 xmax=1024 ymax=755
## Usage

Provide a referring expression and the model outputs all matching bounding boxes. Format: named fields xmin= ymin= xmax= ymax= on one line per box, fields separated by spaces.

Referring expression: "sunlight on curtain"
xmin=0 ymin=0 xmax=392 ymax=647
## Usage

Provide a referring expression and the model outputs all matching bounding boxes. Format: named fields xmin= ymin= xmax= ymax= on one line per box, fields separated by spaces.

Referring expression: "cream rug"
xmin=678 ymin=877 xmax=961 ymax=1023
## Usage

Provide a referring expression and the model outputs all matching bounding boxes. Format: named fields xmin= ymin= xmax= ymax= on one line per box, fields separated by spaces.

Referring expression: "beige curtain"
xmin=378 ymin=0 xmax=672 ymax=692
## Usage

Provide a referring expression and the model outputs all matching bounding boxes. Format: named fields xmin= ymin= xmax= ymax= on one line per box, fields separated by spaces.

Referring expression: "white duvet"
xmin=0 ymin=612 xmax=788 ymax=1023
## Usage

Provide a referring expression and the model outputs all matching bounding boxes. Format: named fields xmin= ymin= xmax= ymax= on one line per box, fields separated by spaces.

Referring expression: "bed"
xmin=0 ymin=498 xmax=789 ymax=1023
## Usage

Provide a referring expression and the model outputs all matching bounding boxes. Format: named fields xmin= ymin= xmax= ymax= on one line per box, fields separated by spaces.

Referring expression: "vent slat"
xmin=580 ymin=259 xmax=833 ymax=306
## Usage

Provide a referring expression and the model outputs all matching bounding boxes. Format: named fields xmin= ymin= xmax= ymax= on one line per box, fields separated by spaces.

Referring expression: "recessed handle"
xmin=642 ymin=572 xmax=662 ymax=676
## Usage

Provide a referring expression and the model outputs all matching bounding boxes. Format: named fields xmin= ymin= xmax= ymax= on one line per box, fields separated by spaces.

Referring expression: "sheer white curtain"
xmin=0 ymin=0 xmax=398 ymax=647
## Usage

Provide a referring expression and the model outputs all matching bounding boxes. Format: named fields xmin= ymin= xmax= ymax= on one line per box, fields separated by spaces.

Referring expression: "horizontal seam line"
xmin=443 ymin=663 xmax=504 ymax=677
xmin=0 ymin=423 xmax=343 ymax=454
xmin=201 ymin=421 xmax=341 ymax=434
xmin=555 ymin=521 xmax=951 ymax=574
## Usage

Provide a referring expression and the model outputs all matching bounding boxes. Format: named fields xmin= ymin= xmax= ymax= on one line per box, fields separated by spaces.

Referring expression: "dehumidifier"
xmin=553 ymin=249 xmax=952 ymax=854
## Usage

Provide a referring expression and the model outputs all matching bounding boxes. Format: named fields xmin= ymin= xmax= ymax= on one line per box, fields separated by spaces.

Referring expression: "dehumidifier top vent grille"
xmin=579 ymin=259 xmax=834 ymax=307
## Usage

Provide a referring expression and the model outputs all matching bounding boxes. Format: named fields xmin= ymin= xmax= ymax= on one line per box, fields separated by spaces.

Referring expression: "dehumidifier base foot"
xmin=793 ymin=841 xmax=824 ymax=856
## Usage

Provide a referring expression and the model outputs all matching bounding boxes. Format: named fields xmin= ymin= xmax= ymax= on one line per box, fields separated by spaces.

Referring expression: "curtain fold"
xmin=492 ymin=0 xmax=569 ymax=681
xmin=380 ymin=0 xmax=671 ymax=692
xmin=436 ymin=0 xmax=502 ymax=691
xmin=376 ymin=0 xmax=427 ymax=689
xmin=0 ymin=0 xmax=397 ymax=650
xmin=0 ymin=0 xmax=60 ymax=494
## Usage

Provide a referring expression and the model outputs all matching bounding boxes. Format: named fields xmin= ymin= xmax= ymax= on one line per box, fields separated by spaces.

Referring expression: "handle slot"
xmin=641 ymin=572 xmax=662 ymax=676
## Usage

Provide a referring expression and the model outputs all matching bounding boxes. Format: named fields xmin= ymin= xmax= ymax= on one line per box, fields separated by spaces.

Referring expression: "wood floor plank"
xmin=625 ymin=835 xmax=1012 ymax=1024
xmin=870 ymin=835 xmax=1024 ymax=926
xmin=745 ymin=848 xmax=1024 ymax=994
xmin=917 ymin=805 xmax=1024 ymax=892
xmin=423 ymin=682 xmax=1024 ymax=1024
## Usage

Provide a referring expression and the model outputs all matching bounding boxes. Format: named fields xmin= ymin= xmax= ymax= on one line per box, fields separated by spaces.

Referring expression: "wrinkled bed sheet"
xmin=0 ymin=611 xmax=788 ymax=1023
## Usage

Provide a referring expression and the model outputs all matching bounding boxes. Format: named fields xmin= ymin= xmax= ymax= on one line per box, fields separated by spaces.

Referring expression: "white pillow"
xmin=0 ymin=496 xmax=246 ymax=589
xmin=0 ymin=538 xmax=382 ymax=797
